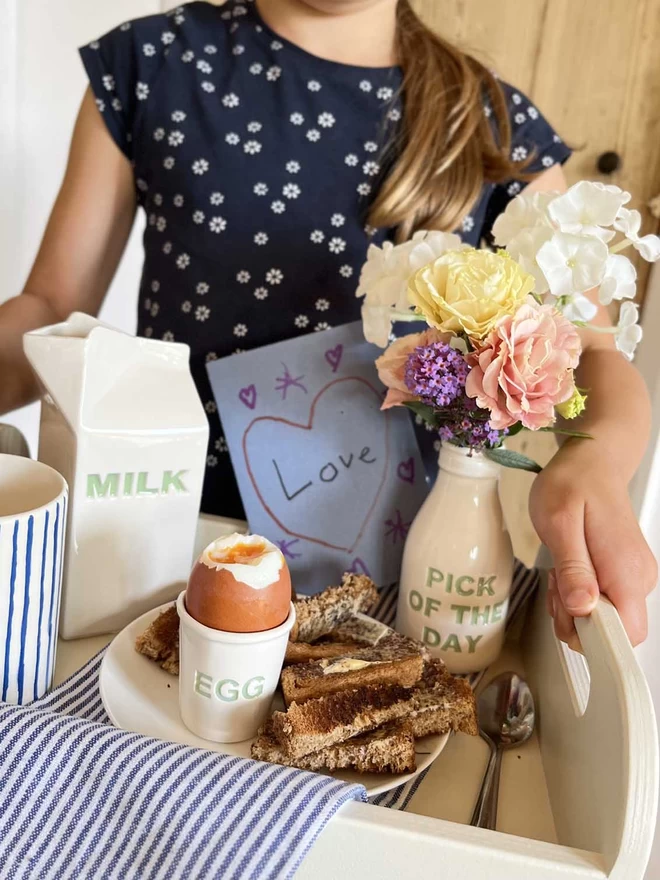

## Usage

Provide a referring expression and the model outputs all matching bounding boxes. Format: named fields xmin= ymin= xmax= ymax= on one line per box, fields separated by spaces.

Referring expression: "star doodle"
xmin=384 ymin=510 xmax=411 ymax=545
xmin=277 ymin=538 xmax=302 ymax=560
xmin=274 ymin=363 xmax=307 ymax=399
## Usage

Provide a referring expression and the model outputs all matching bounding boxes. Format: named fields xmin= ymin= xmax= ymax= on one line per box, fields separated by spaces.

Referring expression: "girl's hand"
xmin=529 ymin=439 xmax=657 ymax=649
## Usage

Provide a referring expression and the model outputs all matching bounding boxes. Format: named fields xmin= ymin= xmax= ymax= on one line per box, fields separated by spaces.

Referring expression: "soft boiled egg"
xmin=185 ymin=533 xmax=291 ymax=633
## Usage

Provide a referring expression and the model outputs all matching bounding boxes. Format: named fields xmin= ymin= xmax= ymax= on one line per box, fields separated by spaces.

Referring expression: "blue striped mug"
xmin=0 ymin=454 xmax=68 ymax=704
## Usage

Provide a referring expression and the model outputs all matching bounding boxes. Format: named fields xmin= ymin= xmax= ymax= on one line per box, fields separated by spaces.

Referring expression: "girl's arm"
xmin=524 ymin=164 xmax=657 ymax=647
xmin=0 ymin=87 xmax=136 ymax=415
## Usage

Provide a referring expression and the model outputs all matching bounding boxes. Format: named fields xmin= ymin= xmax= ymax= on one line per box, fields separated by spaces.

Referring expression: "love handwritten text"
xmin=273 ymin=446 xmax=377 ymax=501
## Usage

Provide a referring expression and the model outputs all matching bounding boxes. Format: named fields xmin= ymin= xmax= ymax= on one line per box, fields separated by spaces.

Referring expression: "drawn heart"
xmin=347 ymin=557 xmax=371 ymax=577
xmin=324 ymin=344 xmax=344 ymax=373
xmin=239 ymin=384 xmax=257 ymax=410
xmin=397 ymin=457 xmax=415 ymax=484
xmin=243 ymin=377 xmax=390 ymax=552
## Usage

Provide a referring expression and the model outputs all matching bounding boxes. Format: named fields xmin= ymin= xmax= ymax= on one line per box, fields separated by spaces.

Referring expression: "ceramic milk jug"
xmin=396 ymin=443 xmax=514 ymax=673
xmin=24 ymin=313 xmax=209 ymax=638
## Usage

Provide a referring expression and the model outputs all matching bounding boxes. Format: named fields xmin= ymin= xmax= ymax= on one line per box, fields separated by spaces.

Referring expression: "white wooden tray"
xmin=54 ymin=519 xmax=659 ymax=880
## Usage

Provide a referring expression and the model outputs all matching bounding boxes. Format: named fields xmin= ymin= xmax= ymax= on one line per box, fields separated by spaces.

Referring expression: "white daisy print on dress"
xmin=306 ymin=129 xmax=321 ymax=142
xmin=244 ymin=140 xmax=262 ymax=155
xmin=222 ymin=93 xmax=240 ymax=108
xmin=163 ymin=242 xmax=172 ymax=254
xmin=364 ymin=141 xmax=378 ymax=153
xmin=181 ymin=50 xmax=195 ymax=63
xmin=310 ymin=230 xmax=324 ymax=243
xmin=461 ymin=215 xmax=475 ymax=233
xmin=553 ymin=133 xmax=563 ymax=144
xmin=329 ymin=237 xmax=346 ymax=254
xmin=295 ymin=315 xmax=309 ymax=328
xmin=204 ymin=44 xmax=218 ymax=55
xmin=111 ymin=99 xmax=123 ymax=112
xmin=136 ymin=82 xmax=150 ymax=101
xmin=207 ymin=455 xmax=218 ymax=468
xmin=247 ymin=121 xmax=262 ymax=133
xmin=96 ymin=99 xmax=105 ymax=113
xmin=171 ymin=110 xmax=186 ymax=122
xmin=512 ymin=93 xmax=522 ymax=105
xmin=173 ymin=194 xmax=184 ymax=207
xmin=162 ymin=331 xmax=174 ymax=342
xmin=201 ymin=82 xmax=216 ymax=93
xmin=209 ymin=216 xmax=227 ymax=233
xmin=204 ymin=399 xmax=217 ymax=413
xmin=88 ymin=40 xmax=100 ymax=50
xmin=150 ymin=302 xmax=160 ymax=317
xmin=102 ymin=75 xmax=115 ymax=92
xmin=237 ymin=270 xmax=251 ymax=284
xmin=206 ymin=352 xmax=218 ymax=363
xmin=541 ymin=155 xmax=555 ymax=167
xmin=249 ymin=63 xmax=263 ymax=75
xmin=283 ymin=183 xmax=301 ymax=199
xmin=527 ymin=106 xmax=539 ymax=120
xmin=286 ymin=161 xmax=301 ymax=174
xmin=151 ymin=280 xmax=160 ymax=292
xmin=314 ymin=322 xmax=331 ymax=332
xmin=514 ymin=112 xmax=526 ymax=125
xmin=156 ymin=217 xmax=167 ymax=232
xmin=153 ymin=128 xmax=165 ymax=141
xmin=363 ymin=161 xmax=380 ymax=176
xmin=233 ymin=45 xmax=245 ymax=56
xmin=357 ymin=183 xmax=372 ymax=196
xmin=197 ymin=282 xmax=210 ymax=295
xmin=234 ymin=324 xmax=248 ymax=338
xmin=483 ymin=104 xmax=492 ymax=118
xmin=182 ymin=301 xmax=192 ymax=313
xmin=176 ymin=254 xmax=191 ymax=270
xmin=144 ymin=327 xmax=153 ymax=338
xmin=271 ymin=200 xmax=286 ymax=214
xmin=161 ymin=31 xmax=176 ymax=45
xmin=254 ymin=287 xmax=269 ymax=300
xmin=318 ymin=113 xmax=335 ymax=128
xmin=315 ymin=299 xmax=330 ymax=311
xmin=345 ymin=154 xmax=359 ymax=167
xmin=339 ymin=264 xmax=353 ymax=278
xmin=331 ymin=214 xmax=345 ymax=227
xmin=266 ymin=268 xmax=284 ymax=285
xmin=388 ymin=108 xmax=402 ymax=122
xmin=192 ymin=158 xmax=210 ymax=175
xmin=266 ymin=66 xmax=282 ymax=81
xmin=144 ymin=298 xmax=152 ymax=311
xmin=210 ymin=192 xmax=224 ymax=205
xmin=254 ymin=232 xmax=268 ymax=245
xmin=193 ymin=210 xmax=205 ymax=224
xmin=163 ymin=157 xmax=176 ymax=170
xmin=507 ymin=181 xmax=522 ymax=196
xmin=225 ymin=132 xmax=241 ymax=145
xmin=168 ymin=130 xmax=185 ymax=147
xmin=120 ymin=22 xmax=131 ymax=31
xmin=254 ymin=183 xmax=268 ymax=196
xmin=216 ymin=436 xmax=228 ymax=453
xmin=196 ymin=305 xmax=211 ymax=322
xmin=197 ymin=60 xmax=213 ymax=74
xmin=377 ymin=86 xmax=393 ymax=101
xmin=271 ymin=40 xmax=283 ymax=51
xmin=307 ymin=80 xmax=321 ymax=92
xmin=233 ymin=4 xmax=247 ymax=16
xmin=512 ymin=145 xmax=528 ymax=162
xmin=359 ymin=80 xmax=372 ymax=92
xmin=290 ymin=113 xmax=304 ymax=126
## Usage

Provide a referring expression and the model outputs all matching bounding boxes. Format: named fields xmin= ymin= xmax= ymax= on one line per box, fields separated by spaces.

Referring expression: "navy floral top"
xmin=80 ymin=0 xmax=571 ymax=519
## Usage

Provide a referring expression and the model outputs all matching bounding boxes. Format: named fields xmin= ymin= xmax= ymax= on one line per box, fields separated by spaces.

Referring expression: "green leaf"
xmin=539 ymin=427 xmax=594 ymax=439
xmin=484 ymin=447 xmax=543 ymax=473
xmin=506 ymin=422 xmax=525 ymax=437
xmin=403 ymin=401 xmax=439 ymax=426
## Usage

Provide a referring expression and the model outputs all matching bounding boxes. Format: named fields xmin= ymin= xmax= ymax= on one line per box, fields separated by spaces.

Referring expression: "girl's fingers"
xmin=541 ymin=502 xmax=599 ymax=618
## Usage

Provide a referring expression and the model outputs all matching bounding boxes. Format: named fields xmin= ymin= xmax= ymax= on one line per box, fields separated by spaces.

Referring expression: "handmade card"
xmin=207 ymin=322 xmax=428 ymax=595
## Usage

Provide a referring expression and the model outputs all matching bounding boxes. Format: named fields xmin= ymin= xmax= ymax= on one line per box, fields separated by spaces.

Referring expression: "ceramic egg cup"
xmin=176 ymin=592 xmax=296 ymax=743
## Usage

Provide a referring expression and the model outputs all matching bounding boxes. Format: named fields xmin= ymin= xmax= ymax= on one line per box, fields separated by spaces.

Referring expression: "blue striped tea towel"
xmin=0 ymin=561 xmax=539 ymax=879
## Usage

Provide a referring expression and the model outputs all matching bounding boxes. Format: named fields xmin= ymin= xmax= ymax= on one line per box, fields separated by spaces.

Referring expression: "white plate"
xmin=100 ymin=603 xmax=449 ymax=797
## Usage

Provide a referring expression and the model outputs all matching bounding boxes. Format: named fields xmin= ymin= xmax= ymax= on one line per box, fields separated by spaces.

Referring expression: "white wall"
xmin=0 ymin=0 xmax=161 ymax=454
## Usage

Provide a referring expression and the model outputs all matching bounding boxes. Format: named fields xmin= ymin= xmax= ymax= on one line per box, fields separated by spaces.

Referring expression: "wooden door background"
xmin=411 ymin=0 xmax=660 ymax=563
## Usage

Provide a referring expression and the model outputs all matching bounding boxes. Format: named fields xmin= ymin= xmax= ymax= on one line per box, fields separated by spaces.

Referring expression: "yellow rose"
xmin=407 ymin=248 xmax=535 ymax=340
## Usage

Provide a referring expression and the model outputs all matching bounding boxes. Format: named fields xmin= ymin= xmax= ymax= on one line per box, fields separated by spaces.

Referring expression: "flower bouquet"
xmin=357 ymin=182 xmax=660 ymax=472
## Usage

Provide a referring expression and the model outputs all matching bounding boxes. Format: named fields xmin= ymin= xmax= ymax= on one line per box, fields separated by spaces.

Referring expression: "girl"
xmin=0 ymin=0 xmax=655 ymax=648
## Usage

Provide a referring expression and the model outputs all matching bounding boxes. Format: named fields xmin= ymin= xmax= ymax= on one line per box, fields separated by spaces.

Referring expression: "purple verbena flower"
xmin=404 ymin=341 xmax=469 ymax=409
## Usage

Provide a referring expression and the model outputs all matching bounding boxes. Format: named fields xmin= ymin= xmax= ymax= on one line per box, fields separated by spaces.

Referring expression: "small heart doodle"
xmin=238 ymin=384 xmax=257 ymax=410
xmin=397 ymin=457 xmax=415 ymax=484
xmin=324 ymin=344 xmax=344 ymax=373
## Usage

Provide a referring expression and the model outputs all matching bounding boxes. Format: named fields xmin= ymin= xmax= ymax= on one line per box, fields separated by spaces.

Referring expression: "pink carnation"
xmin=465 ymin=303 xmax=581 ymax=430
xmin=375 ymin=328 xmax=451 ymax=410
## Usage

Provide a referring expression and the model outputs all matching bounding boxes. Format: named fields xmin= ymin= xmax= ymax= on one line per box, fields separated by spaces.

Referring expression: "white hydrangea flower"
xmin=559 ymin=293 xmax=598 ymax=323
xmin=536 ymin=232 xmax=609 ymax=298
xmin=599 ymin=254 xmax=637 ymax=306
xmin=613 ymin=208 xmax=660 ymax=262
xmin=615 ymin=301 xmax=643 ymax=359
xmin=506 ymin=226 xmax=554 ymax=294
xmin=548 ymin=182 xmax=629 ymax=242
xmin=493 ymin=191 xmax=556 ymax=246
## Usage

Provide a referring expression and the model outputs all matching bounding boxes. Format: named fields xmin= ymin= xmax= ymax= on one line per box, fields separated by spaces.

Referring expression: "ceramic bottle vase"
xmin=396 ymin=444 xmax=514 ymax=674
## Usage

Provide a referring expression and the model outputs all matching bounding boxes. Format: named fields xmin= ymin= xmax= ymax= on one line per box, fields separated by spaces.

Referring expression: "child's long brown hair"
xmin=369 ymin=0 xmax=529 ymax=239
